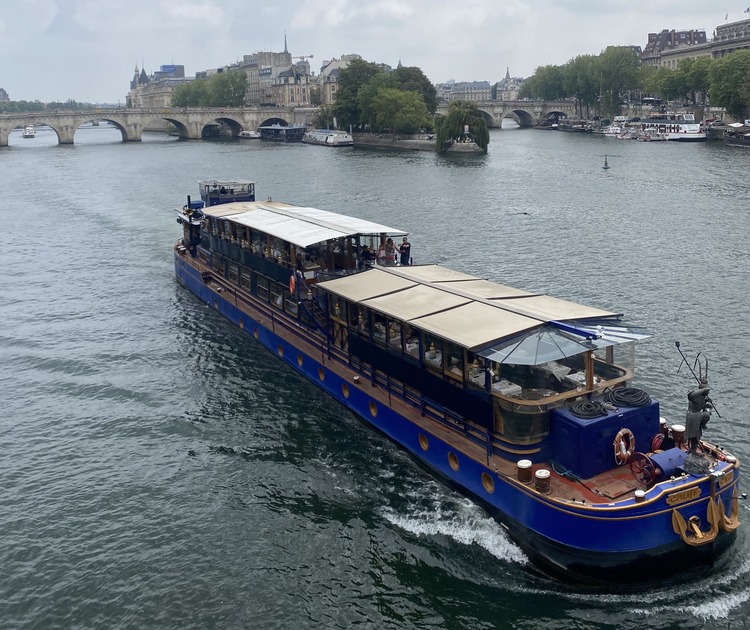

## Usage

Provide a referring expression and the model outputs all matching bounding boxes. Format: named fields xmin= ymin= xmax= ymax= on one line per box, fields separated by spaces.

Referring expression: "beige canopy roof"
xmin=362 ymin=284 xmax=470 ymax=321
xmin=203 ymin=201 xmax=407 ymax=248
xmin=318 ymin=265 xmax=619 ymax=352
xmin=411 ymin=301 xmax=540 ymax=350
xmin=321 ymin=268 xmax=416 ymax=303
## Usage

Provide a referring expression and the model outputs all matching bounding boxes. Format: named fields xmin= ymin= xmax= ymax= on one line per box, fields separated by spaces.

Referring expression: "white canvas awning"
xmin=362 ymin=284 xmax=471 ymax=321
xmin=319 ymin=268 xmax=416 ymax=303
xmin=205 ymin=201 xmax=407 ymax=248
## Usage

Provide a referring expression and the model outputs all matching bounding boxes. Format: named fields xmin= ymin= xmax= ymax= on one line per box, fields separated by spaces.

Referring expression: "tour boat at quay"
xmin=174 ymin=180 xmax=740 ymax=582
xmin=639 ymin=112 xmax=706 ymax=142
xmin=302 ymin=129 xmax=354 ymax=147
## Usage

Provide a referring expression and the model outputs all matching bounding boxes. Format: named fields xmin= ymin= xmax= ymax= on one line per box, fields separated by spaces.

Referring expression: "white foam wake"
xmin=382 ymin=496 xmax=528 ymax=565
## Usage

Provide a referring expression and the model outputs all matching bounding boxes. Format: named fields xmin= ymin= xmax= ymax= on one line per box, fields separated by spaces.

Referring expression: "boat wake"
xmin=381 ymin=495 xmax=528 ymax=566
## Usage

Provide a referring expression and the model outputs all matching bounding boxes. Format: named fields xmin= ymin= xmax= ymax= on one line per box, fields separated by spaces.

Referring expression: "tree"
xmin=709 ymin=50 xmax=750 ymax=119
xmin=309 ymin=86 xmax=322 ymax=106
xmin=311 ymin=105 xmax=335 ymax=129
xmin=332 ymin=58 xmax=382 ymax=130
xmin=563 ymin=55 xmax=600 ymax=117
xmin=434 ymin=101 xmax=489 ymax=154
xmin=357 ymin=72 xmax=398 ymax=130
xmin=371 ymin=88 xmax=429 ymax=135
xmin=599 ymin=47 xmax=641 ymax=115
xmin=518 ymin=64 xmax=565 ymax=100
xmin=392 ymin=65 xmax=438 ymax=113
xmin=170 ymin=71 xmax=247 ymax=107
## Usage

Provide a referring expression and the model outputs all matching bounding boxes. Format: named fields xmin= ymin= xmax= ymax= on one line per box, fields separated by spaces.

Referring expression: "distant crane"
xmin=292 ymin=55 xmax=314 ymax=61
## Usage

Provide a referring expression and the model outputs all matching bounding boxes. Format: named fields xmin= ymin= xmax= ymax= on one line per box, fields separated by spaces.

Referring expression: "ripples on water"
xmin=2 ymin=125 xmax=749 ymax=629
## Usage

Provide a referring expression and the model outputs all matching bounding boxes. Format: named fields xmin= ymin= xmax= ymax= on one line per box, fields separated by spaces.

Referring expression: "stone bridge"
xmin=436 ymin=100 xmax=578 ymax=128
xmin=0 ymin=106 xmax=317 ymax=146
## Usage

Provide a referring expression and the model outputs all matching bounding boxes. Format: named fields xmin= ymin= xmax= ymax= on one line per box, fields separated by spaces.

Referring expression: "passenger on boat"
xmin=385 ymin=238 xmax=396 ymax=266
xmin=359 ymin=245 xmax=375 ymax=268
xmin=398 ymin=236 xmax=411 ymax=266
xmin=376 ymin=240 xmax=387 ymax=265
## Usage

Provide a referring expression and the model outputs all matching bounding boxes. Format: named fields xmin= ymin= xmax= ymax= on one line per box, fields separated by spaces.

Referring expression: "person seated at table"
xmin=360 ymin=245 xmax=375 ymax=267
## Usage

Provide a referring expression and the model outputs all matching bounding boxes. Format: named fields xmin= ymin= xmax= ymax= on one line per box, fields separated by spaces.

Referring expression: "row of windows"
xmin=212 ymin=254 xmax=298 ymax=316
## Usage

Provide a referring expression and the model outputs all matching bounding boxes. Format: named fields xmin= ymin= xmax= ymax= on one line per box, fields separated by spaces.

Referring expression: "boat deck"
xmin=175 ymin=246 xmax=720 ymax=508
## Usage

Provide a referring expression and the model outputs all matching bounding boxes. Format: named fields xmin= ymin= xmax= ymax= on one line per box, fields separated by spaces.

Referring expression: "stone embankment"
xmin=352 ymin=133 xmax=436 ymax=152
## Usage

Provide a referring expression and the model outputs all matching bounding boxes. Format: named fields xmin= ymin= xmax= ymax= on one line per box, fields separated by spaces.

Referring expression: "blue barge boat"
xmin=174 ymin=180 xmax=741 ymax=582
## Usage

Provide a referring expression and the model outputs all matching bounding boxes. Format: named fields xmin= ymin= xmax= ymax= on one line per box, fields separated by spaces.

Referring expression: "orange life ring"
xmin=289 ymin=274 xmax=296 ymax=294
xmin=614 ymin=428 xmax=635 ymax=465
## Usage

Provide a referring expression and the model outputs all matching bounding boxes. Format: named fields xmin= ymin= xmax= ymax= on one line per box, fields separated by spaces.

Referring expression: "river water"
xmin=2 ymin=124 xmax=750 ymax=629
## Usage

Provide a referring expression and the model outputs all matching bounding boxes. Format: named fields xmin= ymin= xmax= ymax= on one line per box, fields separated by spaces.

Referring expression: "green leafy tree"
xmin=309 ymin=86 xmax=322 ymax=106
xmin=709 ymin=50 xmax=750 ymax=119
xmin=357 ymin=72 xmax=398 ymax=130
xmin=392 ymin=65 xmax=438 ymax=113
xmin=171 ymin=80 xmax=209 ymax=107
xmin=683 ymin=56 xmax=712 ymax=106
xmin=206 ymin=71 xmax=247 ymax=107
xmin=564 ymin=55 xmax=600 ymax=117
xmin=332 ymin=58 xmax=382 ymax=130
xmin=311 ymin=105 xmax=335 ymax=129
xmin=518 ymin=64 xmax=565 ymax=100
xmin=434 ymin=100 xmax=489 ymax=154
xmin=599 ymin=47 xmax=641 ymax=115
xmin=371 ymin=88 xmax=429 ymax=135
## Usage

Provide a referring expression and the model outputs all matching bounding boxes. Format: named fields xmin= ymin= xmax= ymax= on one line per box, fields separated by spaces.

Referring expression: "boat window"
xmin=443 ymin=341 xmax=464 ymax=381
xmin=403 ymin=324 xmax=419 ymax=362
xmin=212 ymin=255 xmax=225 ymax=274
xmin=387 ymin=320 xmax=402 ymax=352
xmin=372 ymin=312 xmax=387 ymax=348
xmin=229 ymin=224 xmax=239 ymax=244
xmin=257 ymin=277 xmax=269 ymax=302
xmin=270 ymin=282 xmax=284 ymax=309
xmin=284 ymin=288 xmax=298 ymax=316
xmin=329 ymin=297 xmax=346 ymax=322
xmin=466 ymin=353 xmax=488 ymax=390
xmin=423 ymin=334 xmax=443 ymax=372
xmin=198 ymin=250 xmax=209 ymax=265
xmin=240 ymin=226 xmax=250 ymax=249
xmin=240 ymin=270 xmax=251 ymax=291
xmin=351 ymin=305 xmax=370 ymax=338
xmin=228 ymin=264 xmax=239 ymax=284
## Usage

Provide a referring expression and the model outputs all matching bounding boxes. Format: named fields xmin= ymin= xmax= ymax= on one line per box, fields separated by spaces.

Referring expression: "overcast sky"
xmin=0 ymin=0 xmax=741 ymax=104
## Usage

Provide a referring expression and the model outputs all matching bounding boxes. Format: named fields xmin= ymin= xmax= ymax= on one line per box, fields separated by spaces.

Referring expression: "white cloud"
xmin=0 ymin=0 xmax=733 ymax=103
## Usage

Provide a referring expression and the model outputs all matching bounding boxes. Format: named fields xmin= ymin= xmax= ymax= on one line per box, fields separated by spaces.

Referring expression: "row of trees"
xmin=519 ymin=46 xmax=750 ymax=119
xmin=0 ymin=99 xmax=100 ymax=113
xmin=312 ymin=58 xmax=488 ymax=153
xmin=171 ymin=71 xmax=249 ymax=108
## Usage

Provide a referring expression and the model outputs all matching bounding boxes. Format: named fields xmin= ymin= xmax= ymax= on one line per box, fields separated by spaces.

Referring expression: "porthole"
xmin=418 ymin=434 xmax=429 ymax=451
xmin=448 ymin=452 xmax=459 ymax=471
xmin=318 ymin=367 xmax=325 ymax=381
xmin=369 ymin=401 xmax=377 ymax=417
xmin=239 ymin=319 xmax=244 ymax=330
xmin=277 ymin=344 xmax=283 ymax=357
xmin=297 ymin=353 xmax=303 ymax=366
xmin=253 ymin=328 xmax=259 ymax=339
xmin=214 ymin=300 xmax=218 ymax=309
xmin=482 ymin=472 xmax=495 ymax=494
xmin=342 ymin=383 xmax=350 ymax=398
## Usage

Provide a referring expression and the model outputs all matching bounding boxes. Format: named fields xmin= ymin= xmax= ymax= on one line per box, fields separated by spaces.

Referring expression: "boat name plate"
xmin=719 ymin=470 xmax=734 ymax=488
xmin=666 ymin=487 xmax=701 ymax=506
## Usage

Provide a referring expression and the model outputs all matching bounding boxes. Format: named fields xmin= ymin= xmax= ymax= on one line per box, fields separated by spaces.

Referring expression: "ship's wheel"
xmin=629 ymin=452 xmax=656 ymax=487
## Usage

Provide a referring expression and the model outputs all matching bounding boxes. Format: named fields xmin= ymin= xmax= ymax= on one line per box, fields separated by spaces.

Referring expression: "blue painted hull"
xmin=175 ymin=252 xmax=739 ymax=582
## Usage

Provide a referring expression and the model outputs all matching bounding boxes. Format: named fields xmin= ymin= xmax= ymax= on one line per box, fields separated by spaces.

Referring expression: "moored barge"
xmin=174 ymin=179 xmax=740 ymax=582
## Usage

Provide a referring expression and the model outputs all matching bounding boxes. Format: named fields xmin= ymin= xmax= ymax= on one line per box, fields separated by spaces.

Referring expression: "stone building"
xmin=712 ymin=17 xmax=750 ymax=58
xmin=642 ymin=29 xmax=708 ymax=68
xmin=318 ymin=55 xmax=361 ymax=105
xmin=0 ymin=88 xmax=9 ymax=102
xmin=128 ymin=64 xmax=191 ymax=108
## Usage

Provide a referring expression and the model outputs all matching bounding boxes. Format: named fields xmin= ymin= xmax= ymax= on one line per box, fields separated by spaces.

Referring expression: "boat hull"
xmin=175 ymin=250 xmax=739 ymax=582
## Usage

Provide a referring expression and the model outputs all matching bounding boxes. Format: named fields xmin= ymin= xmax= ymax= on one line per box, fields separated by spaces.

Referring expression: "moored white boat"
xmin=239 ymin=130 xmax=261 ymax=139
xmin=640 ymin=112 xmax=706 ymax=142
xmin=302 ymin=129 xmax=354 ymax=146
